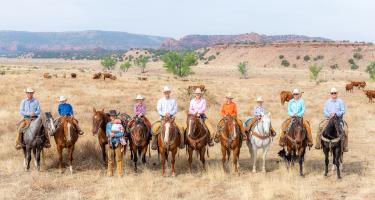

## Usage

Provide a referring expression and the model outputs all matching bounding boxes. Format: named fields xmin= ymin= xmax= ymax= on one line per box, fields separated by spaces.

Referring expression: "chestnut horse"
xmin=185 ymin=114 xmax=209 ymax=172
xmin=285 ymin=117 xmax=308 ymax=176
xmin=128 ymin=116 xmax=151 ymax=172
xmin=92 ymin=108 xmax=109 ymax=166
xmin=157 ymin=116 xmax=181 ymax=176
xmin=54 ymin=116 xmax=80 ymax=173
xmin=218 ymin=115 xmax=242 ymax=173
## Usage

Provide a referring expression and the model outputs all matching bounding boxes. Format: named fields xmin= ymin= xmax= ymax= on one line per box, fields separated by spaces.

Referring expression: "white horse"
xmin=246 ymin=113 xmax=272 ymax=173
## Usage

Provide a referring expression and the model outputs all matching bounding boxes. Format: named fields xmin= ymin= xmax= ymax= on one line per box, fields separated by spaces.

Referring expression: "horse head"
xmin=43 ymin=112 xmax=55 ymax=135
xmin=223 ymin=115 xmax=238 ymax=139
xmin=291 ymin=117 xmax=304 ymax=144
xmin=325 ymin=115 xmax=342 ymax=138
xmin=186 ymin=114 xmax=200 ymax=138
xmin=92 ymin=107 xmax=106 ymax=135
xmin=60 ymin=116 xmax=76 ymax=143
xmin=161 ymin=116 xmax=175 ymax=144
xmin=259 ymin=113 xmax=271 ymax=135
xmin=131 ymin=116 xmax=147 ymax=145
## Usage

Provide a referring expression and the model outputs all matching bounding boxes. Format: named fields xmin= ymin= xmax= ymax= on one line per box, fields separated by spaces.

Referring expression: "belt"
xmin=24 ymin=115 xmax=37 ymax=119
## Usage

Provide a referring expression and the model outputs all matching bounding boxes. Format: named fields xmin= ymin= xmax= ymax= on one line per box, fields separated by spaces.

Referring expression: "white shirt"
xmin=157 ymin=97 xmax=178 ymax=116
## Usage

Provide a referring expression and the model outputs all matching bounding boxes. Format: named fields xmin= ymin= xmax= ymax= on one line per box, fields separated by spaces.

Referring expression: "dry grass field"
xmin=0 ymin=57 xmax=374 ymax=200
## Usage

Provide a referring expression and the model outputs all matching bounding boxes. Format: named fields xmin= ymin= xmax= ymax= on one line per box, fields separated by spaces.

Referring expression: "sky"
xmin=0 ymin=0 xmax=374 ymax=42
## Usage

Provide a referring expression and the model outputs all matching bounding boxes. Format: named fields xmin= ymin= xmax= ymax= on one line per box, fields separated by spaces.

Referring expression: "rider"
xmin=16 ymin=87 xmax=51 ymax=149
xmin=279 ymin=89 xmax=313 ymax=148
xmin=53 ymin=96 xmax=84 ymax=135
xmin=151 ymin=86 xmax=184 ymax=150
xmin=245 ymin=97 xmax=276 ymax=136
xmin=315 ymin=87 xmax=348 ymax=152
xmin=188 ymin=88 xmax=214 ymax=146
xmin=106 ymin=110 xmax=124 ymax=177
xmin=215 ymin=93 xmax=246 ymax=142
xmin=127 ymin=95 xmax=152 ymax=131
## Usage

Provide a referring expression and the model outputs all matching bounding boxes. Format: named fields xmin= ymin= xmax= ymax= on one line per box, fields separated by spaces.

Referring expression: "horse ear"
xmin=93 ymin=107 xmax=96 ymax=113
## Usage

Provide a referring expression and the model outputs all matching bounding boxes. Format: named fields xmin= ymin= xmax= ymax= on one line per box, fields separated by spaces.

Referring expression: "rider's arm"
xmin=105 ymin=123 xmax=112 ymax=138
xmin=199 ymin=99 xmax=206 ymax=114
xmin=34 ymin=100 xmax=41 ymax=116
xmin=287 ymin=101 xmax=294 ymax=117
xmin=233 ymin=103 xmax=237 ymax=116
xmin=19 ymin=99 xmax=27 ymax=116
xmin=337 ymin=99 xmax=345 ymax=117
xmin=188 ymin=99 xmax=194 ymax=114
xmin=170 ymin=99 xmax=178 ymax=116
xmin=323 ymin=100 xmax=330 ymax=118
xmin=297 ymin=100 xmax=305 ymax=117
xmin=69 ymin=104 xmax=74 ymax=116
xmin=157 ymin=99 xmax=164 ymax=116
xmin=220 ymin=104 xmax=226 ymax=116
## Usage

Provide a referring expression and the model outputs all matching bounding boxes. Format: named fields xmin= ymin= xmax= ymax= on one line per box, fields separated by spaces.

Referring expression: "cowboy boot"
xmin=73 ymin=120 xmax=84 ymax=135
xmin=15 ymin=131 xmax=23 ymax=150
xmin=107 ymin=149 xmax=114 ymax=177
xmin=279 ymin=131 xmax=286 ymax=147
xmin=44 ymin=130 xmax=51 ymax=148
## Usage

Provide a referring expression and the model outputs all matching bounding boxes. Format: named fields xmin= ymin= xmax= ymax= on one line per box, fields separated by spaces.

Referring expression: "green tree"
xmin=309 ymin=64 xmax=322 ymax=81
xmin=120 ymin=61 xmax=131 ymax=72
xmin=366 ymin=62 xmax=375 ymax=81
xmin=353 ymin=52 xmax=363 ymax=60
xmin=101 ymin=57 xmax=117 ymax=70
xmin=237 ymin=61 xmax=249 ymax=79
xmin=161 ymin=51 xmax=197 ymax=77
xmin=133 ymin=55 xmax=149 ymax=73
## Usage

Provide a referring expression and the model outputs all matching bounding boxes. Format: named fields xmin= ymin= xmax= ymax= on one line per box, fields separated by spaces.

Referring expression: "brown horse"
xmin=185 ymin=114 xmax=209 ymax=172
xmin=218 ymin=115 xmax=242 ymax=173
xmin=157 ymin=116 xmax=181 ymax=176
xmin=285 ymin=117 xmax=308 ymax=176
xmin=54 ymin=116 xmax=80 ymax=173
xmin=128 ymin=116 xmax=151 ymax=172
xmin=92 ymin=108 xmax=109 ymax=166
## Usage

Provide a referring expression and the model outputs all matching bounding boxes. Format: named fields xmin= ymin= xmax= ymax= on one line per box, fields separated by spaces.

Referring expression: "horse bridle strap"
xmin=321 ymin=135 xmax=341 ymax=143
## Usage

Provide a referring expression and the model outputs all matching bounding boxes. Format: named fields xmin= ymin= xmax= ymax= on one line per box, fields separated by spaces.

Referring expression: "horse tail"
xmin=148 ymin=143 xmax=151 ymax=160
xmin=41 ymin=149 xmax=45 ymax=166
xmin=206 ymin=147 xmax=209 ymax=158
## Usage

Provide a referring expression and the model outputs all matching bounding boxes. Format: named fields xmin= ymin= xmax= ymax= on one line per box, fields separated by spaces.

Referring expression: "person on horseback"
xmin=279 ymin=89 xmax=313 ymax=147
xmin=315 ymin=87 xmax=348 ymax=152
xmin=127 ymin=95 xmax=152 ymax=132
xmin=53 ymin=96 xmax=84 ymax=135
xmin=245 ymin=97 xmax=276 ymax=136
xmin=106 ymin=110 xmax=124 ymax=177
xmin=16 ymin=87 xmax=51 ymax=149
xmin=215 ymin=93 xmax=246 ymax=142
xmin=151 ymin=86 xmax=184 ymax=150
xmin=188 ymin=88 xmax=214 ymax=146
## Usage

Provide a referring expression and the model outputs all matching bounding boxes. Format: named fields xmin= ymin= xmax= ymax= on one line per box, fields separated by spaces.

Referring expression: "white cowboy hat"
xmin=58 ymin=96 xmax=67 ymax=102
xmin=292 ymin=88 xmax=300 ymax=94
xmin=24 ymin=87 xmax=35 ymax=93
xmin=135 ymin=95 xmax=144 ymax=100
xmin=194 ymin=88 xmax=202 ymax=94
xmin=226 ymin=93 xmax=234 ymax=99
xmin=163 ymin=86 xmax=171 ymax=92
xmin=256 ymin=97 xmax=263 ymax=102
xmin=330 ymin=87 xmax=338 ymax=93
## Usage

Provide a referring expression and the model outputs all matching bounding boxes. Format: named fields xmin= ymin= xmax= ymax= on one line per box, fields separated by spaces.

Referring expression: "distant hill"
xmin=160 ymin=33 xmax=331 ymax=50
xmin=0 ymin=30 xmax=171 ymax=54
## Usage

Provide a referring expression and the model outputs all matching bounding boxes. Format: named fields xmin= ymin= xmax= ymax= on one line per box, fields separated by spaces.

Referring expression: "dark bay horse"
xmin=285 ymin=117 xmax=308 ymax=176
xmin=22 ymin=112 xmax=54 ymax=171
xmin=218 ymin=115 xmax=242 ymax=173
xmin=185 ymin=114 xmax=209 ymax=172
xmin=321 ymin=115 xmax=345 ymax=179
xmin=92 ymin=108 xmax=109 ymax=166
xmin=54 ymin=116 xmax=80 ymax=173
xmin=157 ymin=116 xmax=181 ymax=176
xmin=128 ymin=116 xmax=151 ymax=172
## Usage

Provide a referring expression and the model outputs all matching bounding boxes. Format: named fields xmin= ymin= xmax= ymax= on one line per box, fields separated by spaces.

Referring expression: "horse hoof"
xmin=252 ymin=169 xmax=256 ymax=173
xmin=171 ymin=173 xmax=175 ymax=177
xmin=300 ymin=173 xmax=305 ymax=177
xmin=338 ymin=176 xmax=342 ymax=179
xmin=261 ymin=169 xmax=266 ymax=173
xmin=69 ymin=166 xmax=73 ymax=174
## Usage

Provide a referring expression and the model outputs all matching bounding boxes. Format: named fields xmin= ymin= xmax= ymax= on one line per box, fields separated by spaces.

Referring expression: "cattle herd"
xmin=43 ymin=72 xmax=76 ymax=79
xmin=345 ymin=81 xmax=375 ymax=103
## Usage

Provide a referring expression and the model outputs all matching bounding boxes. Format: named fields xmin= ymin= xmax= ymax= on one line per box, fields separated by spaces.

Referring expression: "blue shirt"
xmin=323 ymin=98 xmax=345 ymax=118
xmin=19 ymin=98 xmax=40 ymax=117
xmin=288 ymin=98 xmax=305 ymax=117
xmin=58 ymin=103 xmax=74 ymax=116
xmin=106 ymin=122 xmax=124 ymax=147
xmin=253 ymin=106 xmax=265 ymax=117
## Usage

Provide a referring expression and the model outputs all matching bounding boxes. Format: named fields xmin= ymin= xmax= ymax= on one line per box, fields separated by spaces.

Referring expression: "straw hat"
xmin=24 ymin=87 xmax=35 ymax=93
xmin=226 ymin=93 xmax=234 ymax=99
xmin=292 ymin=88 xmax=300 ymax=94
xmin=194 ymin=88 xmax=202 ymax=94
xmin=135 ymin=95 xmax=144 ymax=100
xmin=330 ymin=87 xmax=338 ymax=93
xmin=163 ymin=86 xmax=171 ymax=92
xmin=256 ymin=97 xmax=264 ymax=102
xmin=58 ymin=96 xmax=67 ymax=102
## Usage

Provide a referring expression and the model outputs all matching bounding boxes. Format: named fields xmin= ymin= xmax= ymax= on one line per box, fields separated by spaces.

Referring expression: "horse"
xmin=321 ymin=115 xmax=345 ymax=179
xmin=157 ymin=116 xmax=181 ymax=176
xmin=22 ymin=112 xmax=54 ymax=171
xmin=128 ymin=116 xmax=151 ymax=172
xmin=53 ymin=116 xmax=80 ymax=173
xmin=284 ymin=117 xmax=308 ymax=176
xmin=246 ymin=113 xmax=273 ymax=173
xmin=185 ymin=114 xmax=209 ymax=173
xmin=218 ymin=115 xmax=242 ymax=174
xmin=92 ymin=108 xmax=109 ymax=166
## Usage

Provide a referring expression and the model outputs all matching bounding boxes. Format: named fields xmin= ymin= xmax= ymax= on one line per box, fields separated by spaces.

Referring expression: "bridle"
xmin=187 ymin=115 xmax=207 ymax=148
xmin=251 ymin=117 xmax=271 ymax=140
xmin=286 ymin=117 xmax=306 ymax=149
xmin=321 ymin=116 xmax=343 ymax=150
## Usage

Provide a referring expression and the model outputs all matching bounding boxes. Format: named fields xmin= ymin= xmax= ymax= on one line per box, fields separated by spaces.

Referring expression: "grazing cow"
xmin=364 ymin=90 xmax=375 ymax=103
xmin=71 ymin=73 xmax=77 ymax=78
xmin=93 ymin=72 xmax=102 ymax=79
xmin=350 ymin=81 xmax=366 ymax=89
xmin=43 ymin=73 xmax=52 ymax=79
xmin=345 ymin=83 xmax=353 ymax=93
xmin=103 ymin=73 xmax=116 ymax=80
xmin=359 ymin=82 xmax=366 ymax=89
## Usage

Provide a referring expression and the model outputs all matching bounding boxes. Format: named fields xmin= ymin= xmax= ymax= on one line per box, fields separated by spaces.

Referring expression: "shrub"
xmin=304 ymin=55 xmax=310 ymax=62
xmin=216 ymin=52 xmax=220 ymax=56
xmin=292 ymin=64 xmax=297 ymax=68
xmin=330 ymin=64 xmax=338 ymax=70
xmin=281 ymin=59 xmax=290 ymax=67
xmin=237 ymin=61 xmax=249 ymax=79
xmin=353 ymin=52 xmax=363 ymax=60
xmin=309 ymin=64 xmax=322 ymax=81
xmin=207 ymin=55 xmax=216 ymax=61
xmin=296 ymin=55 xmax=300 ymax=60
xmin=313 ymin=55 xmax=324 ymax=61
xmin=161 ymin=51 xmax=197 ymax=77
xmin=348 ymin=58 xmax=355 ymax=65
xmin=366 ymin=62 xmax=375 ymax=81
xmin=133 ymin=55 xmax=150 ymax=73
xmin=120 ymin=61 xmax=131 ymax=72
xmin=351 ymin=64 xmax=359 ymax=70
xmin=101 ymin=57 xmax=117 ymax=70
xmin=279 ymin=55 xmax=284 ymax=59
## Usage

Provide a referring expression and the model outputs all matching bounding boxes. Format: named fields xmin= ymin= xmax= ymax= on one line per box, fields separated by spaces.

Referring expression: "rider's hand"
xmin=196 ymin=113 xmax=200 ymax=117
xmin=29 ymin=112 xmax=35 ymax=116
xmin=110 ymin=132 xmax=115 ymax=137
xmin=166 ymin=113 xmax=170 ymax=117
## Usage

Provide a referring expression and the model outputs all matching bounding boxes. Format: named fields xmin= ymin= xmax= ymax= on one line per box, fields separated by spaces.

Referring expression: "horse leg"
xmin=200 ymin=146 xmax=206 ymax=172
xmin=252 ymin=145 xmax=257 ymax=173
xmin=171 ymin=148 xmax=177 ymax=177
xmin=141 ymin=144 xmax=148 ymax=165
xmin=33 ymin=148 xmax=37 ymax=169
xmin=160 ymin=149 xmax=166 ymax=176
xmin=100 ymin=143 xmax=107 ymax=167
xmin=26 ymin=147 xmax=31 ymax=171
xmin=299 ymin=153 xmax=305 ymax=177
xmin=133 ymin=146 xmax=138 ymax=173
xmin=221 ymin=146 xmax=227 ymax=172
xmin=323 ymin=146 xmax=329 ymax=176
xmin=333 ymin=148 xmax=342 ymax=179
xmin=262 ymin=144 xmax=270 ymax=173
xmin=247 ymin=140 xmax=253 ymax=167
xmin=68 ymin=146 xmax=74 ymax=174
xmin=188 ymin=146 xmax=193 ymax=173
xmin=23 ymin=147 xmax=27 ymax=170
xmin=57 ymin=146 xmax=64 ymax=173
xmin=35 ymin=148 xmax=41 ymax=171
xmin=233 ymin=147 xmax=240 ymax=174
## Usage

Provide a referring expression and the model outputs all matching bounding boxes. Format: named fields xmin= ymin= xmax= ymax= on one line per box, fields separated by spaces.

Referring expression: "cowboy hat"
xmin=226 ymin=93 xmax=234 ymax=99
xmin=24 ymin=87 xmax=35 ymax=93
xmin=108 ymin=110 xmax=118 ymax=116
xmin=163 ymin=86 xmax=171 ymax=92
xmin=135 ymin=95 xmax=144 ymax=100
xmin=292 ymin=88 xmax=300 ymax=94
xmin=58 ymin=96 xmax=67 ymax=102
xmin=256 ymin=97 xmax=263 ymax=102
xmin=194 ymin=88 xmax=202 ymax=94
xmin=330 ymin=87 xmax=338 ymax=93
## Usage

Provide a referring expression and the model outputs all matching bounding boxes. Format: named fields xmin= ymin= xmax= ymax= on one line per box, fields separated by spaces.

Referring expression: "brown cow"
xmin=359 ymin=82 xmax=366 ymax=89
xmin=103 ymin=73 xmax=116 ymax=80
xmin=43 ymin=73 xmax=52 ymax=79
xmin=280 ymin=91 xmax=304 ymax=105
xmin=93 ymin=72 xmax=102 ymax=79
xmin=364 ymin=90 xmax=375 ymax=103
xmin=345 ymin=83 xmax=353 ymax=93
xmin=71 ymin=73 xmax=77 ymax=78
xmin=350 ymin=81 xmax=366 ymax=89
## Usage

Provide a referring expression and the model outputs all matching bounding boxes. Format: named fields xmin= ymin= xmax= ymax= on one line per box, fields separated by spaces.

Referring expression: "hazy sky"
xmin=0 ymin=0 xmax=374 ymax=42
